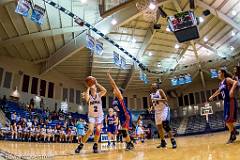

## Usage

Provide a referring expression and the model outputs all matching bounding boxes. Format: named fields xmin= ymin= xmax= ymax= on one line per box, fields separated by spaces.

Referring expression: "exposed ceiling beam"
xmin=122 ymin=65 xmax=135 ymax=90
xmin=197 ymin=41 xmax=218 ymax=54
xmin=0 ymin=26 xmax=86 ymax=47
xmin=191 ymin=41 xmax=206 ymax=89
xmin=196 ymin=0 xmax=240 ymax=31
xmin=40 ymin=0 xmax=173 ymax=75
xmin=0 ymin=0 xmax=14 ymax=5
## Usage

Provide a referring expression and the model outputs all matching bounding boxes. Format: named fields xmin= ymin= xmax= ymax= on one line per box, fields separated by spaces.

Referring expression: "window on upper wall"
xmin=40 ymin=80 xmax=46 ymax=97
xmin=102 ymin=96 xmax=106 ymax=108
xmin=206 ymin=90 xmax=211 ymax=102
xmin=76 ymin=90 xmax=81 ymax=105
xmin=195 ymin=92 xmax=200 ymax=104
xmin=184 ymin=95 xmax=189 ymax=106
xmin=201 ymin=91 xmax=206 ymax=103
xmin=48 ymin=82 xmax=54 ymax=98
xmin=143 ymin=97 xmax=148 ymax=109
xmin=62 ymin=88 xmax=68 ymax=101
xmin=0 ymin=67 xmax=3 ymax=87
xmin=109 ymin=96 xmax=113 ymax=108
xmin=178 ymin=96 xmax=183 ymax=106
xmin=189 ymin=93 xmax=194 ymax=105
xmin=31 ymin=77 xmax=38 ymax=94
xmin=22 ymin=75 xmax=30 ymax=93
xmin=69 ymin=88 xmax=74 ymax=103
xmin=3 ymin=72 xmax=12 ymax=89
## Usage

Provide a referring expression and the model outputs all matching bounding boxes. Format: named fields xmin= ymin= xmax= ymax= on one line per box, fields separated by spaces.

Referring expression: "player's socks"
xmin=107 ymin=141 xmax=111 ymax=147
xmin=157 ymin=139 xmax=167 ymax=148
xmin=93 ymin=143 xmax=98 ymax=153
xmin=112 ymin=141 xmax=116 ymax=146
xmin=75 ymin=143 xmax=84 ymax=153
xmin=226 ymin=131 xmax=236 ymax=144
xmin=171 ymin=138 xmax=177 ymax=149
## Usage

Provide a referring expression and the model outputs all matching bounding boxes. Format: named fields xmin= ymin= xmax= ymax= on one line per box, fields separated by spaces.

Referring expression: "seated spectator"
xmin=59 ymin=127 xmax=66 ymax=142
xmin=22 ymin=124 xmax=29 ymax=141
xmin=17 ymin=124 xmax=23 ymax=140
xmin=40 ymin=125 xmax=47 ymax=142
xmin=35 ymin=125 xmax=41 ymax=141
xmin=29 ymin=98 xmax=34 ymax=111
xmin=65 ymin=127 xmax=72 ymax=143
xmin=29 ymin=125 xmax=36 ymax=141
xmin=46 ymin=126 xmax=54 ymax=142
xmin=54 ymin=126 xmax=59 ymax=142
xmin=0 ymin=122 xmax=4 ymax=139
xmin=11 ymin=112 xmax=17 ymax=124
xmin=27 ymin=119 xmax=32 ymax=128
xmin=33 ymin=117 xmax=39 ymax=127
xmin=11 ymin=122 xmax=17 ymax=140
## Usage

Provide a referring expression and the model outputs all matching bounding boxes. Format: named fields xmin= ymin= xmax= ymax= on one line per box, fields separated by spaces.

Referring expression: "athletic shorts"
xmin=155 ymin=106 xmax=170 ymax=125
xmin=136 ymin=126 xmax=144 ymax=135
xmin=77 ymin=129 xmax=85 ymax=136
xmin=107 ymin=125 xmax=117 ymax=134
xmin=88 ymin=116 xmax=104 ymax=125
xmin=224 ymin=98 xmax=237 ymax=123
xmin=119 ymin=112 xmax=132 ymax=130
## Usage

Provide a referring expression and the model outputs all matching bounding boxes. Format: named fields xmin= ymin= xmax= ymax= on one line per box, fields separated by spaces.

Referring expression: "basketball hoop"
xmin=200 ymin=103 xmax=213 ymax=123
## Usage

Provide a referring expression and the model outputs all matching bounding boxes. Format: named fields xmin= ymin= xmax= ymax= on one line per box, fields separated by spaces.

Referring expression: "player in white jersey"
xmin=149 ymin=83 xmax=177 ymax=149
xmin=75 ymin=80 xmax=107 ymax=153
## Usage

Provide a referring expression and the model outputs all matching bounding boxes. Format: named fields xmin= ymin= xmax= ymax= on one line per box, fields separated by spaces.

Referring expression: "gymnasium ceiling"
xmin=0 ymin=0 xmax=240 ymax=91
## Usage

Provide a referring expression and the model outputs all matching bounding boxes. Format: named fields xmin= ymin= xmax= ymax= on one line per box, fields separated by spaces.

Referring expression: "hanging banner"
xmin=15 ymin=0 xmax=31 ymax=17
xmin=139 ymin=70 xmax=144 ymax=81
xmin=143 ymin=73 xmax=149 ymax=84
xmin=113 ymin=51 xmax=120 ymax=66
xmin=31 ymin=5 xmax=45 ymax=25
xmin=120 ymin=56 xmax=126 ymax=69
xmin=95 ymin=40 xmax=103 ymax=55
xmin=86 ymin=34 xmax=95 ymax=51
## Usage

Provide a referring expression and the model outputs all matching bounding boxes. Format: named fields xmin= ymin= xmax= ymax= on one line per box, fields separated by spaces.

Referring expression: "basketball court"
xmin=0 ymin=132 xmax=239 ymax=160
xmin=1 ymin=0 xmax=240 ymax=160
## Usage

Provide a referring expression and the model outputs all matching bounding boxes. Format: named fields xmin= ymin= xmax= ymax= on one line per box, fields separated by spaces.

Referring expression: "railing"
xmin=99 ymin=0 xmax=134 ymax=17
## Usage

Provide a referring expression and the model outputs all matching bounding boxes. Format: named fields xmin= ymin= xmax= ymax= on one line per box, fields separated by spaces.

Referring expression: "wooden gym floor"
xmin=0 ymin=132 xmax=240 ymax=160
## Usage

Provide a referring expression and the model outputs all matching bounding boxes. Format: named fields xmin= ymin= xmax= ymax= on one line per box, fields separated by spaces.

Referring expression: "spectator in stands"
xmin=66 ymin=127 xmax=72 ymax=142
xmin=11 ymin=112 xmax=17 ymax=124
xmin=16 ymin=114 xmax=21 ymax=123
xmin=11 ymin=122 xmax=17 ymax=140
xmin=47 ymin=126 xmax=54 ymax=142
xmin=17 ymin=124 xmax=23 ymax=140
xmin=40 ymin=125 xmax=47 ymax=142
xmin=22 ymin=124 xmax=29 ymax=141
xmin=35 ymin=125 xmax=41 ymax=141
xmin=40 ymin=98 xmax=45 ymax=110
xmin=33 ymin=117 xmax=39 ymax=126
xmin=0 ymin=122 xmax=4 ymax=139
xmin=54 ymin=126 xmax=59 ymax=142
xmin=71 ymin=127 xmax=76 ymax=143
xmin=27 ymin=119 xmax=32 ymax=128
xmin=59 ymin=127 xmax=66 ymax=142
xmin=29 ymin=98 xmax=34 ymax=111
xmin=29 ymin=125 xmax=36 ymax=141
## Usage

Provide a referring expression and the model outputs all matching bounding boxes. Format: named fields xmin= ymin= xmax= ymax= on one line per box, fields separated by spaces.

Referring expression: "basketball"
xmin=85 ymin=76 xmax=96 ymax=87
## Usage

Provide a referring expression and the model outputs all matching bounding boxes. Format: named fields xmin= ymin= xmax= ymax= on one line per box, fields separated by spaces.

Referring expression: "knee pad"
xmin=121 ymin=129 xmax=128 ymax=138
xmin=162 ymin=120 xmax=171 ymax=132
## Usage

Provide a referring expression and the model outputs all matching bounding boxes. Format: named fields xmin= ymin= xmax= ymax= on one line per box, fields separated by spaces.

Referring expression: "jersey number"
xmin=221 ymin=91 xmax=225 ymax=99
xmin=94 ymin=106 xmax=98 ymax=112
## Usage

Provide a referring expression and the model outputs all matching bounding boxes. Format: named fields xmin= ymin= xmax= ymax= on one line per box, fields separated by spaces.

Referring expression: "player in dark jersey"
xmin=107 ymin=72 xmax=134 ymax=150
xmin=209 ymin=68 xmax=238 ymax=143
xmin=105 ymin=108 xmax=118 ymax=147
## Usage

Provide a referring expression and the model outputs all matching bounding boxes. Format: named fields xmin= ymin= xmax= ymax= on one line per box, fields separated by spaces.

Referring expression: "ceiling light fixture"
xmin=149 ymin=2 xmax=156 ymax=10
xmin=175 ymin=44 xmax=180 ymax=49
xmin=230 ymin=46 xmax=234 ymax=51
xmin=199 ymin=17 xmax=204 ymax=23
xmin=231 ymin=10 xmax=237 ymax=16
xmin=148 ymin=52 xmax=153 ymax=56
xmin=231 ymin=31 xmax=236 ymax=36
xmin=203 ymin=37 xmax=208 ymax=42
xmin=111 ymin=19 xmax=117 ymax=25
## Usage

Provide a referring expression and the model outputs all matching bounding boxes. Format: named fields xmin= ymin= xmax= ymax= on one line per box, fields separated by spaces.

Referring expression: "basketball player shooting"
xmin=75 ymin=76 xmax=107 ymax=153
xmin=107 ymin=72 xmax=134 ymax=150
xmin=149 ymin=83 xmax=177 ymax=149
